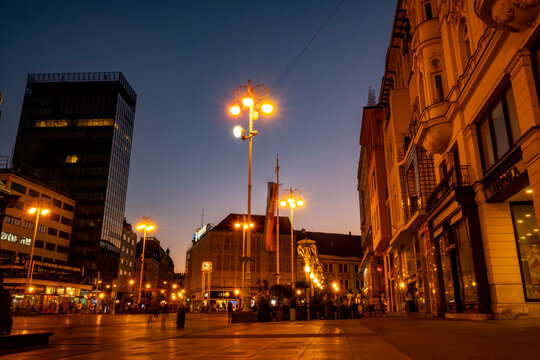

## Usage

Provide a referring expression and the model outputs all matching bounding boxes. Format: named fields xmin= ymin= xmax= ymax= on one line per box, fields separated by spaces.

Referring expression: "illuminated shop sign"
xmin=193 ymin=224 xmax=209 ymax=242
xmin=201 ymin=261 xmax=213 ymax=272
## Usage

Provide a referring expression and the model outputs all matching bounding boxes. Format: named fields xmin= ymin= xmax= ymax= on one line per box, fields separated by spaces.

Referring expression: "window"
xmin=477 ymin=86 xmax=521 ymax=172
xmin=344 ymin=264 xmax=348 ymax=273
xmin=51 ymin=213 xmax=60 ymax=222
xmin=434 ymin=74 xmax=444 ymax=103
xmin=35 ymin=240 xmax=44 ymax=248
xmin=10 ymin=181 xmax=27 ymax=194
xmin=4 ymin=215 xmax=21 ymax=226
xmin=59 ymin=231 xmax=70 ymax=240
xmin=57 ymin=245 xmax=69 ymax=254
xmin=48 ymin=227 xmax=58 ymax=236
xmin=53 ymin=198 xmax=62 ymax=208
xmin=20 ymin=236 xmax=32 ymax=246
xmin=63 ymin=203 xmax=75 ymax=212
xmin=424 ymin=2 xmax=433 ymax=20
xmin=345 ymin=280 xmax=349 ymax=289
xmin=61 ymin=216 xmax=73 ymax=226
xmin=339 ymin=264 xmax=343 ymax=272
xmin=37 ymin=224 xmax=46 ymax=233
xmin=40 ymin=194 xmax=51 ymax=204
xmin=328 ymin=264 xmax=333 ymax=272
xmin=45 ymin=242 xmax=56 ymax=251
xmin=355 ymin=265 xmax=359 ymax=273
xmin=28 ymin=188 xmax=39 ymax=198
xmin=459 ymin=19 xmax=472 ymax=69
xmin=511 ymin=203 xmax=540 ymax=300
xmin=1 ymin=232 xmax=18 ymax=242
xmin=324 ymin=263 xmax=328 ymax=272
xmin=66 ymin=155 xmax=78 ymax=163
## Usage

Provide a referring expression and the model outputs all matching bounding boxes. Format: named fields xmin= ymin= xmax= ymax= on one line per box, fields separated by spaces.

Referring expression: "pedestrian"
xmin=346 ymin=290 xmax=354 ymax=319
xmin=176 ymin=304 xmax=186 ymax=329
xmin=227 ymin=301 xmax=234 ymax=324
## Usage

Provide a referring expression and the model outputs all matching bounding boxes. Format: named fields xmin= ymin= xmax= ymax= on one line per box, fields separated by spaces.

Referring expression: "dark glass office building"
xmin=12 ymin=72 xmax=137 ymax=281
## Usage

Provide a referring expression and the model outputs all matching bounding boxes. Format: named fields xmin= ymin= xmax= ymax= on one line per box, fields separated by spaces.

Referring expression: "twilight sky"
xmin=0 ymin=1 xmax=396 ymax=272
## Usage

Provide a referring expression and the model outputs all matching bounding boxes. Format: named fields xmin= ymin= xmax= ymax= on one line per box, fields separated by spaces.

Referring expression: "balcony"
xmin=475 ymin=0 xmax=540 ymax=32
xmin=426 ymin=166 xmax=472 ymax=212
xmin=418 ymin=101 xmax=451 ymax=155
xmin=412 ymin=18 xmax=440 ymax=51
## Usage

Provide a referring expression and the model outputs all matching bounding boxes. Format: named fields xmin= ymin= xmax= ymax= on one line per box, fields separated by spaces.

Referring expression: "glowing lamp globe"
xmin=233 ymin=126 xmax=243 ymax=138
xmin=229 ymin=104 xmax=241 ymax=116
xmin=261 ymin=103 xmax=274 ymax=114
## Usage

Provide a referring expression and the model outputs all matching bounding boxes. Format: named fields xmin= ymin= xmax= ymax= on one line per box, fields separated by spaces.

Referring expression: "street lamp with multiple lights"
xmin=228 ymin=79 xmax=275 ymax=310
xmin=26 ymin=200 xmax=50 ymax=294
xmin=136 ymin=217 xmax=155 ymax=305
xmin=279 ymin=188 xmax=304 ymax=284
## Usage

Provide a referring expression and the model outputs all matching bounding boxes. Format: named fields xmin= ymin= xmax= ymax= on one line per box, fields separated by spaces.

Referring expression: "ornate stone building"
xmin=362 ymin=0 xmax=540 ymax=319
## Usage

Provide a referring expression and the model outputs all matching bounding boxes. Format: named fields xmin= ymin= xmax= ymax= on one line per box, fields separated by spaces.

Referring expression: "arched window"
xmin=459 ymin=19 xmax=473 ymax=72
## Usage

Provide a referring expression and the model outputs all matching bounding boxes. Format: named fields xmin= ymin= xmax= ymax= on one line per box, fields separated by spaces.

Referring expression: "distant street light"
xmin=234 ymin=215 xmax=254 ymax=304
xmin=228 ymin=80 xmax=275 ymax=311
xmin=26 ymin=200 xmax=50 ymax=294
xmin=136 ymin=217 xmax=155 ymax=305
xmin=280 ymin=188 xmax=304 ymax=284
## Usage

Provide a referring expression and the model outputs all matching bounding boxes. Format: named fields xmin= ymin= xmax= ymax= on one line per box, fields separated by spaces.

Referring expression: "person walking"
xmin=227 ymin=301 xmax=234 ymax=324
xmin=176 ymin=304 xmax=186 ymax=329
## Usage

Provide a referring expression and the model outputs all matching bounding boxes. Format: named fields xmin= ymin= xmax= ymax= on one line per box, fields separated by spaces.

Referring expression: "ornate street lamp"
xmin=228 ymin=80 xmax=275 ymax=311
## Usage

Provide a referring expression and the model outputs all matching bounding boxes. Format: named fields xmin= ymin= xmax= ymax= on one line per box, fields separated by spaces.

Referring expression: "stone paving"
xmin=2 ymin=313 xmax=540 ymax=359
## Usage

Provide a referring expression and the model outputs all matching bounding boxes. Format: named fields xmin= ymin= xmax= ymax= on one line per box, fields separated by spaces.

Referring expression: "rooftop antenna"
xmin=201 ymin=209 xmax=204 ymax=228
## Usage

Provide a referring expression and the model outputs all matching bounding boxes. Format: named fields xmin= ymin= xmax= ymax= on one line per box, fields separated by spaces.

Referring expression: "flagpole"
xmin=275 ymin=154 xmax=280 ymax=285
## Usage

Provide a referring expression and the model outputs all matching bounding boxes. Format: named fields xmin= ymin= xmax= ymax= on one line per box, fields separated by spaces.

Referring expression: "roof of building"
xmin=211 ymin=213 xmax=292 ymax=234
xmin=294 ymin=230 xmax=362 ymax=258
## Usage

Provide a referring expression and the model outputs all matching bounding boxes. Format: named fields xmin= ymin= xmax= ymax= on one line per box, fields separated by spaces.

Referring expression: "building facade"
xmin=0 ymin=170 xmax=76 ymax=266
xmin=117 ymin=219 xmax=136 ymax=296
xmin=11 ymin=72 xmax=137 ymax=281
xmin=362 ymin=0 xmax=540 ymax=319
xmin=134 ymin=237 xmax=175 ymax=303
xmin=296 ymin=230 xmax=363 ymax=294
xmin=358 ymin=106 xmax=391 ymax=308
xmin=185 ymin=214 xmax=294 ymax=311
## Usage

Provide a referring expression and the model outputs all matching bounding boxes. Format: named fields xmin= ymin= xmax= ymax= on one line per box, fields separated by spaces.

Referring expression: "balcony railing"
xmin=426 ymin=166 xmax=471 ymax=211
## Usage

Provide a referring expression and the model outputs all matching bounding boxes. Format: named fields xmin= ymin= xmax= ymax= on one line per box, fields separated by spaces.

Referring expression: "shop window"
xmin=452 ymin=219 xmax=478 ymax=302
xmin=477 ymin=85 xmax=521 ymax=172
xmin=510 ymin=203 xmax=540 ymax=300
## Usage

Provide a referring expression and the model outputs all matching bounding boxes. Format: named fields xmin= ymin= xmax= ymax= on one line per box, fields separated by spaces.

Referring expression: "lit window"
xmin=66 ymin=155 xmax=78 ymax=163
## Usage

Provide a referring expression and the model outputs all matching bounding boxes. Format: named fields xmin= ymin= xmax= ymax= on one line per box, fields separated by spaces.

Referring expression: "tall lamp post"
xmin=26 ymin=200 xmax=50 ymax=294
xmin=136 ymin=217 xmax=155 ymax=305
xmin=228 ymin=80 xmax=275 ymax=311
xmin=279 ymin=188 xmax=304 ymax=284
xmin=234 ymin=216 xmax=253 ymax=307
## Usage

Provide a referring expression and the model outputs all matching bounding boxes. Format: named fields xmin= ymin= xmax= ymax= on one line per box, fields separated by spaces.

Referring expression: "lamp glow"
xmin=304 ymin=265 xmax=310 ymax=273
xmin=233 ymin=125 xmax=243 ymax=138
xmin=229 ymin=104 xmax=241 ymax=116
xmin=261 ymin=103 xmax=274 ymax=114
xmin=279 ymin=200 xmax=287 ymax=207
xmin=29 ymin=208 xmax=37 ymax=214
xmin=297 ymin=199 xmax=304 ymax=206
xmin=41 ymin=209 xmax=50 ymax=215
xmin=242 ymin=97 xmax=253 ymax=107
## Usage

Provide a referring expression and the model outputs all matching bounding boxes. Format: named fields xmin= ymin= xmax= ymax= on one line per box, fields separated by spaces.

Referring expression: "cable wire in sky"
xmin=271 ymin=0 xmax=346 ymax=92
